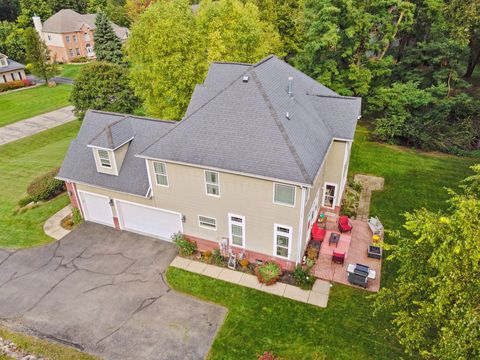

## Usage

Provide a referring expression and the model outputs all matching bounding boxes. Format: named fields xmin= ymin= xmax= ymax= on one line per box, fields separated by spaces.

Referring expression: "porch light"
xmin=182 ymin=215 xmax=186 ymax=223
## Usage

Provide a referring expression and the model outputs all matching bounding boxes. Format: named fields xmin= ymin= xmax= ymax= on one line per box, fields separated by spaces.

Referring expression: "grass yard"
xmin=0 ymin=121 xmax=80 ymax=248
xmin=0 ymin=84 xmax=72 ymax=127
xmin=167 ymin=124 xmax=477 ymax=360
xmin=59 ymin=64 xmax=86 ymax=79
xmin=0 ymin=327 xmax=98 ymax=360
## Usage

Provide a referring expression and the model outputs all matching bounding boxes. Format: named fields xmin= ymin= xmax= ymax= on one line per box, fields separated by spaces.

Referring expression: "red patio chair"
xmin=331 ymin=251 xmax=345 ymax=264
xmin=338 ymin=216 xmax=353 ymax=233
xmin=311 ymin=223 xmax=326 ymax=243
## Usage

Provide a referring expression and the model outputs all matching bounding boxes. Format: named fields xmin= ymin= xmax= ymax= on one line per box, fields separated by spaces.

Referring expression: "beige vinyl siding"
xmin=147 ymin=160 xmax=302 ymax=260
xmin=114 ymin=142 xmax=129 ymax=171
xmin=299 ymin=140 xmax=349 ymax=255
xmin=76 ymin=183 xmax=153 ymax=218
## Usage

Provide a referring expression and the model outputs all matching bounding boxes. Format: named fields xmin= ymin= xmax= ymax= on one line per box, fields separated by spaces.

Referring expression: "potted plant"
xmin=255 ymin=261 xmax=282 ymax=285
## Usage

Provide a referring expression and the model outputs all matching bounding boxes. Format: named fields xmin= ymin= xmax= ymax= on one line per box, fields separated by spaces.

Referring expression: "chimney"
xmin=32 ymin=15 xmax=43 ymax=34
xmin=287 ymin=77 xmax=293 ymax=97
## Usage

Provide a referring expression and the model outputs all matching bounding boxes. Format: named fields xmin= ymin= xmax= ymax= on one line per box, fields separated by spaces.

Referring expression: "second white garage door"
xmin=115 ymin=200 xmax=183 ymax=240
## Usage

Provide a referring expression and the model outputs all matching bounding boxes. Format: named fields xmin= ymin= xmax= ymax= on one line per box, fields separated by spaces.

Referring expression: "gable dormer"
xmin=88 ymin=118 xmax=134 ymax=176
xmin=0 ymin=54 xmax=8 ymax=68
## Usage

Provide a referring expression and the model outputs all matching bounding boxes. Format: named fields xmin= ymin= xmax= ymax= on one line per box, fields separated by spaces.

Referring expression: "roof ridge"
xmin=253 ymin=55 xmax=275 ymax=67
xmin=88 ymin=115 xmax=128 ymax=147
xmin=88 ymin=109 xmax=176 ymax=124
xmin=250 ymin=70 xmax=311 ymax=184
xmin=211 ymin=60 xmax=252 ymax=66
xmin=306 ymin=92 xmax=359 ymax=100
xmin=137 ymin=64 xmax=255 ymax=156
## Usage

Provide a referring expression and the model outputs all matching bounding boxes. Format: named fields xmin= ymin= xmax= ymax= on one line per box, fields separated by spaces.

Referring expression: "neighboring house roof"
xmin=138 ymin=55 xmax=361 ymax=185
xmin=0 ymin=53 xmax=25 ymax=73
xmin=41 ymin=9 xmax=129 ymax=39
xmin=58 ymin=110 xmax=176 ymax=196
xmin=59 ymin=56 xmax=361 ymax=193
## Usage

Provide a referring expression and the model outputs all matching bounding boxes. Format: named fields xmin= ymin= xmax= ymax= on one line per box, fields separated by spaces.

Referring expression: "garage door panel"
xmin=116 ymin=201 xmax=182 ymax=240
xmin=79 ymin=192 xmax=114 ymax=227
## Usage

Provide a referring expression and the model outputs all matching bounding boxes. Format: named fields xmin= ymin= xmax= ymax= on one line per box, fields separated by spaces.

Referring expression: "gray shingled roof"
xmin=58 ymin=110 xmax=176 ymax=196
xmin=88 ymin=117 xmax=134 ymax=150
xmin=41 ymin=9 xmax=128 ymax=39
xmin=139 ymin=55 xmax=361 ymax=185
xmin=0 ymin=53 xmax=25 ymax=72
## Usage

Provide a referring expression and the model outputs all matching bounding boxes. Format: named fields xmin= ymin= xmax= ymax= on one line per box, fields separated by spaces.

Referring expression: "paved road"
xmin=0 ymin=106 xmax=75 ymax=146
xmin=0 ymin=223 xmax=226 ymax=360
xmin=27 ymin=75 xmax=74 ymax=85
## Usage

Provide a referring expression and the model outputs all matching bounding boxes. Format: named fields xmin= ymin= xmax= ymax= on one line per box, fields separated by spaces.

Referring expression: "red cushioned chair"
xmin=311 ymin=222 xmax=326 ymax=242
xmin=331 ymin=251 xmax=345 ymax=264
xmin=338 ymin=216 xmax=353 ymax=233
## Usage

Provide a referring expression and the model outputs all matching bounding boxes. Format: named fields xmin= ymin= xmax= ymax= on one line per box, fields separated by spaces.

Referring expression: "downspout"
xmin=296 ymin=186 xmax=307 ymax=264
xmin=71 ymin=182 xmax=85 ymax=218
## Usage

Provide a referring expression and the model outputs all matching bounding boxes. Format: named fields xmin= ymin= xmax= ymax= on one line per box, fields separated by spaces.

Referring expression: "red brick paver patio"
xmin=313 ymin=219 xmax=382 ymax=292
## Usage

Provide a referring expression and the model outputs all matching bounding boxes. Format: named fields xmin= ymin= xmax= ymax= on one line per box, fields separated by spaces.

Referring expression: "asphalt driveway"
xmin=0 ymin=223 xmax=226 ymax=360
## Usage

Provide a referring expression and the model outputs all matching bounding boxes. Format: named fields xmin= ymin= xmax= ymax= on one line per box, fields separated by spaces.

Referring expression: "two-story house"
xmin=57 ymin=56 xmax=361 ymax=270
xmin=32 ymin=9 xmax=129 ymax=63
xmin=0 ymin=53 xmax=26 ymax=83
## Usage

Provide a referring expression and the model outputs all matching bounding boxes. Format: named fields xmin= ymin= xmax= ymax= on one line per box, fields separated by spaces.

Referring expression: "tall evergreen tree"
xmin=93 ymin=11 xmax=124 ymax=65
xmin=24 ymin=27 xmax=58 ymax=82
xmin=0 ymin=0 xmax=20 ymax=21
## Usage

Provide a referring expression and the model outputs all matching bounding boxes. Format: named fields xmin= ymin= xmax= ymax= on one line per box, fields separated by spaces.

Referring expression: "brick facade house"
xmin=33 ymin=9 xmax=128 ymax=64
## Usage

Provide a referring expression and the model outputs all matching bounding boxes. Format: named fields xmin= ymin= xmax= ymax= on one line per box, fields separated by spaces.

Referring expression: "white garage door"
xmin=115 ymin=200 xmax=182 ymax=240
xmin=78 ymin=191 xmax=114 ymax=227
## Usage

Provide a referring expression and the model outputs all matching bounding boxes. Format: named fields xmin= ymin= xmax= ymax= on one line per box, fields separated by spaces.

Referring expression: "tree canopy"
xmin=24 ymin=27 xmax=58 ymax=82
xmin=71 ymin=61 xmax=140 ymax=119
xmin=375 ymin=165 xmax=480 ymax=359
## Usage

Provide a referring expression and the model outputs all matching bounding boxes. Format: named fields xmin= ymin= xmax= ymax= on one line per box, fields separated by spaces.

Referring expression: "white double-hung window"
xmin=97 ymin=149 xmax=111 ymax=168
xmin=274 ymin=183 xmax=295 ymax=206
xmin=274 ymin=224 xmax=292 ymax=259
xmin=205 ymin=170 xmax=220 ymax=196
xmin=153 ymin=161 xmax=168 ymax=186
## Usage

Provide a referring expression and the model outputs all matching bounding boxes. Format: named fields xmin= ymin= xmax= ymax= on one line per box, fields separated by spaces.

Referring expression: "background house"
xmin=0 ymin=53 xmax=26 ymax=83
xmin=32 ymin=9 xmax=129 ymax=63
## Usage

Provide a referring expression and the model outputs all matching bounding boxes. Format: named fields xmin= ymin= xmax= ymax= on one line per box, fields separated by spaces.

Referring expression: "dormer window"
xmin=98 ymin=149 xmax=111 ymax=168
xmin=0 ymin=57 xmax=7 ymax=67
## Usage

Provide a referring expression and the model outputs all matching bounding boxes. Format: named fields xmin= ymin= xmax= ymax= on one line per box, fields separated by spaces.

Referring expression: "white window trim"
xmin=273 ymin=183 xmax=296 ymax=207
xmin=198 ymin=215 xmax=217 ymax=231
xmin=228 ymin=213 xmax=245 ymax=248
xmin=322 ymin=182 xmax=338 ymax=209
xmin=153 ymin=161 xmax=169 ymax=187
xmin=273 ymin=224 xmax=293 ymax=260
xmin=204 ymin=170 xmax=220 ymax=197
xmin=97 ymin=149 xmax=112 ymax=168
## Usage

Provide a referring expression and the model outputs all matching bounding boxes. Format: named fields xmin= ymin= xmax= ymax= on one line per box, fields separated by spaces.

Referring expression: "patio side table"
xmin=329 ymin=232 xmax=340 ymax=248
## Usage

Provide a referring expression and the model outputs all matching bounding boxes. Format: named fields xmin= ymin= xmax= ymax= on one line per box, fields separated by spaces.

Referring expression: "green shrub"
xmin=18 ymin=195 xmax=36 ymax=207
xmin=70 ymin=56 xmax=88 ymax=63
xmin=26 ymin=167 xmax=64 ymax=202
xmin=72 ymin=208 xmax=83 ymax=225
xmin=293 ymin=265 xmax=316 ymax=290
xmin=212 ymin=248 xmax=223 ymax=266
xmin=255 ymin=262 xmax=282 ymax=285
xmin=172 ymin=232 xmax=197 ymax=256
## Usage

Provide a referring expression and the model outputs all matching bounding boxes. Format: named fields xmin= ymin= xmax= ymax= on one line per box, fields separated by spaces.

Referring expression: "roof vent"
xmin=286 ymin=112 xmax=290 ymax=120
xmin=287 ymin=76 xmax=293 ymax=97
xmin=242 ymin=75 xmax=249 ymax=83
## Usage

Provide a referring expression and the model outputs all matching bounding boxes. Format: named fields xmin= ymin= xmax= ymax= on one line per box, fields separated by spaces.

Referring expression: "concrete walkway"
xmin=43 ymin=205 xmax=72 ymax=240
xmin=0 ymin=105 xmax=75 ymax=146
xmin=171 ymin=257 xmax=331 ymax=308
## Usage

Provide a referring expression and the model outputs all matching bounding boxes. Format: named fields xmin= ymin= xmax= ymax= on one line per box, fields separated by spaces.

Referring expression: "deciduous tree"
xmin=17 ymin=0 xmax=52 ymax=28
xmin=71 ymin=61 xmax=140 ymax=119
xmin=0 ymin=0 xmax=20 ymax=21
xmin=196 ymin=0 xmax=282 ymax=63
xmin=127 ymin=0 xmax=205 ymax=119
xmin=24 ymin=27 xmax=58 ymax=82
xmin=375 ymin=165 xmax=480 ymax=359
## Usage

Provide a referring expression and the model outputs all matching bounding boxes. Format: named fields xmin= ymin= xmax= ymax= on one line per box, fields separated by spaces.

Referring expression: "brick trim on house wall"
xmin=66 ymin=181 xmax=79 ymax=209
xmin=185 ymin=234 xmax=297 ymax=271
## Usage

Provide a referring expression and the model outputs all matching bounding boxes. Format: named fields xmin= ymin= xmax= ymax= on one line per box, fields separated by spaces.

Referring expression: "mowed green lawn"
xmin=0 ymin=84 xmax=72 ymax=127
xmin=167 ymin=124 xmax=477 ymax=360
xmin=59 ymin=64 xmax=86 ymax=79
xmin=0 ymin=121 xmax=80 ymax=248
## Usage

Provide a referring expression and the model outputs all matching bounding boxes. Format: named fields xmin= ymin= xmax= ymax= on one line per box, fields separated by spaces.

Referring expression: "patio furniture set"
xmin=308 ymin=213 xmax=385 ymax=290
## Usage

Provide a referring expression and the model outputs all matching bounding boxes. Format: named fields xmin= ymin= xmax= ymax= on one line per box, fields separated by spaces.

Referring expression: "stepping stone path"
xmin=353 ymin=174 xmax=385 ymax=221
xmin=171 ymin=257 xmax=331 ymax=308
